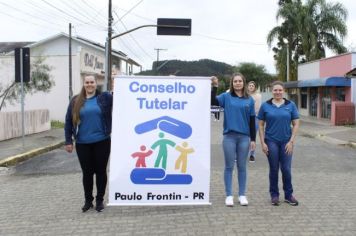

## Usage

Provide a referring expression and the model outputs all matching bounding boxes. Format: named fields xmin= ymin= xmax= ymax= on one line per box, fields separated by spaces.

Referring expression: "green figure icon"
xmin=151 ymin=132 xmax=176 ymax=170
xmin=175 ymin=142 xmax=194 ymax=173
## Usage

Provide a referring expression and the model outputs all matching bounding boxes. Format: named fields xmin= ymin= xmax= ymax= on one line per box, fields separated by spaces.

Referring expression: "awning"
xmin=284 ymin=77 xmax=351 ymax=88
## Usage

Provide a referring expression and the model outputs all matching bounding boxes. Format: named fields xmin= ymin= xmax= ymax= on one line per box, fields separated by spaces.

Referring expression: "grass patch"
xmin=51 ymin=120 xmax=64 ymax=129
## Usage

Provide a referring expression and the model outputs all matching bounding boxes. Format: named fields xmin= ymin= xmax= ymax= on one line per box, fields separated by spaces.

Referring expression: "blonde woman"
xmin=247 ymin=81 xmax=261 ymax=162
xmin=211 ymin=73 xmax=256 ymax=207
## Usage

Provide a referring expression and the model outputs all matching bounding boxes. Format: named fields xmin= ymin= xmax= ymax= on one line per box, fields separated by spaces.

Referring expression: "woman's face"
xmin=248 ymin=83 xmax=256 ymax=93
xmin=272 ymin=84 xmax=284 ymax=99
xmin=84 ymin=76 xmax=97 ymax=95
xmin=232 ymin=75 xmax=244 ymax=91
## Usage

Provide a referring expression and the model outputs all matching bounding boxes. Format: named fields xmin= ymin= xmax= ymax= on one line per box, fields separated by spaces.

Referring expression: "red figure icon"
xmin=131 ymin=145 xmax=153 ymax=167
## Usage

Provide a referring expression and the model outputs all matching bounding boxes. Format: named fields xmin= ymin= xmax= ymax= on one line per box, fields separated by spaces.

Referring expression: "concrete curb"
xmin=348 ymin=142 xmax=356 ymax=149
xmin=0 ymin=141 xmax=65 ymax=167
xmin=300 ymin=129 xmax=356 ymax=149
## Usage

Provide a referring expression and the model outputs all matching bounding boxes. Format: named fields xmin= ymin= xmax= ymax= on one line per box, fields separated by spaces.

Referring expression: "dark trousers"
xmin=265 ymin=139 xmax=293 ymax=199
xmin=76 ymin=138 xmax=111 ymax=203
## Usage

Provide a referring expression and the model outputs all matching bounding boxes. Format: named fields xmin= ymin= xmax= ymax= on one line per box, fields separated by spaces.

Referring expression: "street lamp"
xmin=104 ymin=18 xmax=191 ymax=91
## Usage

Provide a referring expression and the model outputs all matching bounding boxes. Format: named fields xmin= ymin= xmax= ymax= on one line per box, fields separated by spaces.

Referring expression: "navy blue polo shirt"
xmin=257 ymin=98 xmax=299 ymax=142
xmin=217 ymin=92 xmax=255 ymax=136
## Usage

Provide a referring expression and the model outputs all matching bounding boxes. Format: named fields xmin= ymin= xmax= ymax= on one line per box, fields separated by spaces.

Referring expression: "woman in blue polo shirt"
xmin=211 ymin=73 xmax=256 ymax=207
xmin=65 ymin=75 xmax=113 ymax=213
xmin=258 ymin=81 xmax=300 ymax=206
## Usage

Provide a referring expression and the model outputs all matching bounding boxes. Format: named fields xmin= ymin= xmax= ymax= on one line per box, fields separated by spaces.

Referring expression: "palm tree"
xmin=301 ymin=0 xmax=347 ymax=61
xmin=267 ymin=0 xmax=348 ymax=81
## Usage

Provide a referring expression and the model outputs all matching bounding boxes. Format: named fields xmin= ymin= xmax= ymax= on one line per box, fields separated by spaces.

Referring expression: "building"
xmin=284 ymin=52 xmax=356 ymax=125
xmin=0 ymin=33 xmax=141 ymax=121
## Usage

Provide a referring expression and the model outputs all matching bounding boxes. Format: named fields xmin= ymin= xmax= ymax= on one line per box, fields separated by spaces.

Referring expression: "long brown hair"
xmin=229 ymin=72 xmax=249 ymax=98
xmin=72 ymin=75 xmax=96 ymax=125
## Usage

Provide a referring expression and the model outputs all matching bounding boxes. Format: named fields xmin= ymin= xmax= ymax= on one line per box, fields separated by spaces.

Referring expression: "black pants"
xmin=214 ymin=111 xmax=220 ymax=120
xmin=76 ymin=138 xmax=111 ymax=203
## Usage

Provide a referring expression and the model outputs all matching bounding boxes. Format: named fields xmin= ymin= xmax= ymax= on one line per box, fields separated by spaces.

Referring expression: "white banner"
xmin=108 ymin=76 xmax=211 ymax=205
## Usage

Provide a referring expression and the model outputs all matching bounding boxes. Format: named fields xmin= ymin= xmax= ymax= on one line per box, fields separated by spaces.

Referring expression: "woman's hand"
xmin=261 ymin=142 xmax=269 ymax=156
xmin=285 ymin=141 xmax=294 ymax=155
xmin=211 ymin=76 xmax=218 ymax=87
xmin=65 ymin=144 xmax=73 ymax=153
xmin=250 ymin=141 xmax=256 ymax=151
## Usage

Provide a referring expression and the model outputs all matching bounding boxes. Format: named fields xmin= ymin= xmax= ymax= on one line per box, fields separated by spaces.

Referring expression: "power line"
xmin=79 ymin=0 xmax=108 ymax=25
xmin=60 ymin=0 xmax=105 ymax=28
xmin=0 ymin=10 xmax=63 ymax=32
xmin=113 ymin=0 xmax=144 ymax=25
xmin=0 ymin=1 xmax=65 ymax=28
xmin=113 ymin=11 xmax=154 ymax=61
xmin=40 ymin=0 xmax=106 ymax=30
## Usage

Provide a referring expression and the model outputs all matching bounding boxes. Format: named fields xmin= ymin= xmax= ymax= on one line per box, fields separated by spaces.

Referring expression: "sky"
xmin=0 ymin=0 xmax=355 ymax=73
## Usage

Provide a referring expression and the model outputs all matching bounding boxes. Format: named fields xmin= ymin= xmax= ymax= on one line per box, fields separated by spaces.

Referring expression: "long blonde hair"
xmin=229 ymin=72 xmax=249 ymax=98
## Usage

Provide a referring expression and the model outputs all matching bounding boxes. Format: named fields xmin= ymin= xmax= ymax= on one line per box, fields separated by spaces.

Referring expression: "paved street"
xmin=1 ymin=119 xmax=356 ymax=235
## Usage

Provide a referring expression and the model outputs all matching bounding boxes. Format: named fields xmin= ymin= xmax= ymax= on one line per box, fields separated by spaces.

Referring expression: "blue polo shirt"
xmin=217 ymin=92 xmax=255 ymax=136
xmin=76 ymin=96 xmax=108 ymax=144
xmin=257 ymin=98 xmax=299 ymax=142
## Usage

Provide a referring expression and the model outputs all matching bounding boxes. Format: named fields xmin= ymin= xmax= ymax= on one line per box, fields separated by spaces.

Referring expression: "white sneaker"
xmin=225 ymin=196 xmax=234 ymax=207
xmin=239 ymin=196 xmax=248 ymax=206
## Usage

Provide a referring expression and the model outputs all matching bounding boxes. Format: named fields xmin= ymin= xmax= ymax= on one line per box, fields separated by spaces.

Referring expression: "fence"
xmin=0 ymin=109 xmax=50 ymax=141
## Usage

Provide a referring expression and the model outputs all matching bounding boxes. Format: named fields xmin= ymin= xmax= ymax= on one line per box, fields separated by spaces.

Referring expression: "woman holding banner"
xmin=64 ymin=75 xmax=113 ymax=212
xmin=211 ymin=73 xmax=256 ymax=207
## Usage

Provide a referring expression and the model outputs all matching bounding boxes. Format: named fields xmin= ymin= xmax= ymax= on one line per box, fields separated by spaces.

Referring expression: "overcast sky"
xmin=0 ymin=0 xmax=355 ymax=73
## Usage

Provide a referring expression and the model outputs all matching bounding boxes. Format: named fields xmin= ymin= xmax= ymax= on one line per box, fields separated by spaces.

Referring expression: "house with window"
xmin=0 ymin=33 xmax=141 ymax=122
xmin=284 ymin=52 xmax=356 ymax=125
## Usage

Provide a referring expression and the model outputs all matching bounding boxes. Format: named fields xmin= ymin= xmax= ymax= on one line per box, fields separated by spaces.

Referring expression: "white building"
xmin=0 ymin=33 xmax=141 ymax=122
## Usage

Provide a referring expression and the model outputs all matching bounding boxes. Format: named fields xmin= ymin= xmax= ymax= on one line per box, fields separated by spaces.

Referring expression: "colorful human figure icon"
xmin=175 ymin=142 xmax=194 ymax=173
xmin=131 ymin=145 xmax=153 ymax=168
xmin=151 ymin=132 xmax=176 ymax=170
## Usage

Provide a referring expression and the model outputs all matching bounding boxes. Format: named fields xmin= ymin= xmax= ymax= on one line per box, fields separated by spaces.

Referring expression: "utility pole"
xmin=154 ymin=48 xmax=167 ymax=74
xmin=69 ymin=23 xmax=73 ymax=100
xmin=286 ymin=44 xmax=289 ymax=82
xmin=106 ymin=0 xmax=113 ymax=91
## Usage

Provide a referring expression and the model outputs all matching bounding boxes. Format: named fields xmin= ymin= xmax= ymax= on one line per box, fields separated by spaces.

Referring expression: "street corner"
xmin=0 ymin=141 xmax=65 ymax=167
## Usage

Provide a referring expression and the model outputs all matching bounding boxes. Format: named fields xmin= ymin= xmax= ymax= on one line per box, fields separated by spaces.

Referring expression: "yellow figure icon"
xmin=175 ymin=142 xmax=194 ymax=173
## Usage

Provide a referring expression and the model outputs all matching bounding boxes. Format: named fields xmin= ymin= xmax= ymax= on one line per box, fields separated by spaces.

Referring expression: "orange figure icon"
xmin=131 ymin=145 xmax=153 ymax=168
xmin=175 ymin=142 xmax=194 ymax=173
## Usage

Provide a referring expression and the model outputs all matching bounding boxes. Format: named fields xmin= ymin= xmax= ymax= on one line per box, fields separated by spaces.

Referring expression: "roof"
xmin=2 ymin=33 xmax=141 ymax=66
xmin=284 ymin=77 xmax=351 ymax=88
xmin=345 ymin=68 xmax=356 ymax=78
xmin=0 ymin=42 xmax=34 ymax=54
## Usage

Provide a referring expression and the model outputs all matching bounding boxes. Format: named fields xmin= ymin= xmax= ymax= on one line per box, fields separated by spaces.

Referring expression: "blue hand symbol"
xmin=135 ymin=116 xmax=192 ymax=139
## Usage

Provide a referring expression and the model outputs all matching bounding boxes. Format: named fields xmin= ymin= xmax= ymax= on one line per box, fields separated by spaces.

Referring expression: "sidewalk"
xmin=299 ymin=116 xmax=356 ymax=147
xmin=0 ymin=117 xmax=355 ymax=167
xmin=0 ymin=128 xmax=64 ymax=167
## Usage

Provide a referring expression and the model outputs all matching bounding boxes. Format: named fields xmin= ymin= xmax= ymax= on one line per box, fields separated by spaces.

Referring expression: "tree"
xmin=233 ymin=62 xmax=275 ymax=91
xmin=267 ymin=0 xmax=348 ymax=81
xmin=0 ymin=57 xmax=54 ymax=111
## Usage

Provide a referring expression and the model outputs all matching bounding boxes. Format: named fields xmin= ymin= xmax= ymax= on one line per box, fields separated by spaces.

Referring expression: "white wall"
xmin=298 ymin=61 xmax=320 ymax=81
xmin=2 ymin=55 xmax=80 ymax=121
xmin=352 ymin=53 xmax=356 ymax=69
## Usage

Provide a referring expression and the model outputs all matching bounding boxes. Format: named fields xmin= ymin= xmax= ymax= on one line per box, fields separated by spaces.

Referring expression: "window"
xmin=335 ymin=87 xmax=345 ymax=101
xmin=301 ymin=88 xmax=307 ymax=109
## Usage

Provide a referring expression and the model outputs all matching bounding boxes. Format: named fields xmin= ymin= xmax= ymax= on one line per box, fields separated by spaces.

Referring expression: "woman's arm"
xmin=285 ymin=119 xmax=300 ymax=155
xmin=259 ymin=120 xmax=268 ymax=155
